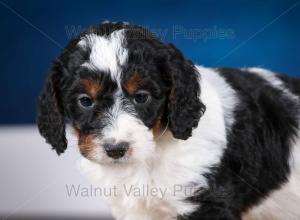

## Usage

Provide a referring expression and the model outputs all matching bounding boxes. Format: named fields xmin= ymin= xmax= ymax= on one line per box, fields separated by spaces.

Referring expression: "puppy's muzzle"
xmin=103 ymin=140 xmax=129 ymax=159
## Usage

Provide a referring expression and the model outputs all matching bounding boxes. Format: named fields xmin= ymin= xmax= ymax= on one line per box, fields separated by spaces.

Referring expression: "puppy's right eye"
xmin=78 ymin=95 xmax=94 ymax=108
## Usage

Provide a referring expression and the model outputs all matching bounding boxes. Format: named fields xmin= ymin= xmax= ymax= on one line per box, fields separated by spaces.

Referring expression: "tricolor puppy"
xmin=37 ymin=22 xmax=300 ymax=220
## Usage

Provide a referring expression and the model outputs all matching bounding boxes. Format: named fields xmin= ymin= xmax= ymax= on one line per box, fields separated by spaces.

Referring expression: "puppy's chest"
xmin=104 ymin=160 xmax=200 ymax=220
xmin=80 ymin=129 xmax=226 ymax=219
xmin=108 ymin=188 xmax=178 ymax=220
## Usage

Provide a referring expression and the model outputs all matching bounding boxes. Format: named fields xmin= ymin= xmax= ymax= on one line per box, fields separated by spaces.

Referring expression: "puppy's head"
xmin=37 ymin=22 xmax=205 ymax=165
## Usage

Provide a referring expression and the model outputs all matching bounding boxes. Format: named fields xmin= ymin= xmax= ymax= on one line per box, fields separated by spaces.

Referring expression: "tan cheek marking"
xmin=81 ymin=79 xmax=101 ymax=99
xmin=79 ymin=134 xmax=97 ymax=158
xmin=124 ymin=73 xmax=143 ymax=95
xmin=73 ymin=126 xmax=97 ymax=158
xmin=152 ymin=114 xmax=164 ymax=139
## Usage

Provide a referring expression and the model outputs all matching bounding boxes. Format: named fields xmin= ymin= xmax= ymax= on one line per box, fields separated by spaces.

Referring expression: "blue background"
xmin=1 ymin=0 xmax=300 ymax=124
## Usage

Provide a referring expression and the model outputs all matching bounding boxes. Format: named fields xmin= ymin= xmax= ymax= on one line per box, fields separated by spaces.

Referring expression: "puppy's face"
xmin=62 ymin=31 xmax=168 ymax=164
xmin=37 ymin=23 xmax=205 ymax=165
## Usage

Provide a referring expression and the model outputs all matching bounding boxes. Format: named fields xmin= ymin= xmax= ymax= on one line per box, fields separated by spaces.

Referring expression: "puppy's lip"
xmin=110 ymin=157 xmax=131 ymax=164
xmin=92 ymin=157 xmax=131 ymax=166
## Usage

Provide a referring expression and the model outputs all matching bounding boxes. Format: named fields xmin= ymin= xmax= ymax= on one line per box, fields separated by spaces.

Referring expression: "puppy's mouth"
xmin=94 ymin=154 xmax=133 ymax=166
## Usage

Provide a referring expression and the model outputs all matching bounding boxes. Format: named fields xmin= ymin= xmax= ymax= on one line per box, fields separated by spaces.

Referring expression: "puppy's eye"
xmin=78 ymin=95 xmax=94 ymax=108
xmin=134 ymin=91 xmax=150 ymax=104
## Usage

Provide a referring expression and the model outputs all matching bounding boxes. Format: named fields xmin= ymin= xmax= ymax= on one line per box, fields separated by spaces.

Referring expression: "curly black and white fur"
xmin=37 ymin=22 xmax=300 ymax=220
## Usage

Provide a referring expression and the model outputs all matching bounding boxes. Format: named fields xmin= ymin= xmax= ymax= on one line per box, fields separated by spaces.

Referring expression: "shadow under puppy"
xmin=37 ymin=22 xmax=300 ymax=220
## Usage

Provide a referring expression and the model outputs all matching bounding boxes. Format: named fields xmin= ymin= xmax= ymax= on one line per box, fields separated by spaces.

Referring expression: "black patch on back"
xmin=185 ymin=68 xmax=300 ymax=219
xmin=277 ymin=74 xmax=300 ymax=97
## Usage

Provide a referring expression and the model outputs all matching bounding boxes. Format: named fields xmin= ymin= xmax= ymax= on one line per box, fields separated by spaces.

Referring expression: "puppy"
xmin=37 ymin=22 xmax=300 ymax=220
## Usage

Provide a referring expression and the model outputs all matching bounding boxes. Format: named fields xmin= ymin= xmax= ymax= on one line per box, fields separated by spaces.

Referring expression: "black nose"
xmin=103 ymin=141 xmax=129 ymax=159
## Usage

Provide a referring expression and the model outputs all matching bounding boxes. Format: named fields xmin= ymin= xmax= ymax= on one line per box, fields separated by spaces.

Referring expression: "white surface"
xmin=0 ymin=125 xmax=112 ymax=218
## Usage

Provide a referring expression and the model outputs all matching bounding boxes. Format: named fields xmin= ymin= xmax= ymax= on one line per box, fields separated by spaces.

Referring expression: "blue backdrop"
xmin=1 ymin=0 xmax=300 ymax=124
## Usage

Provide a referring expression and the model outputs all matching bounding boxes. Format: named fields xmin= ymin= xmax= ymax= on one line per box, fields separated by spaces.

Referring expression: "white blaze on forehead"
xmin=78 ymin=29 xmax=128 ymax=82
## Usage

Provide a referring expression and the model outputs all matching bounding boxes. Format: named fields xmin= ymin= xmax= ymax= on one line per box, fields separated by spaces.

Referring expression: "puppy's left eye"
xmin=134 ymin=91 xmax=151 ymax=104
xmin=78 ymin=94 xmax=94 ymax=108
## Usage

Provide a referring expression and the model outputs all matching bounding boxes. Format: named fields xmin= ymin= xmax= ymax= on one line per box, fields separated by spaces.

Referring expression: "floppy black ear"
xmin=164 ymin=44 xmax=206 ymax=140
xmin=37 ymin=61 xmax=67 ymax=154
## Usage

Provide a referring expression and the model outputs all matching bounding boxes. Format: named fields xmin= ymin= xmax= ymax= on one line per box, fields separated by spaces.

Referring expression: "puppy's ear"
xmin=37 ymin=61 xmax=67 ymax=155
xmin=163 ymin=44 xmax=206 ymax=140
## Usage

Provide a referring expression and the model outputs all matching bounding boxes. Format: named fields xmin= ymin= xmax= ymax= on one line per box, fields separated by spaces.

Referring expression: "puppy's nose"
xmin=103 ymin=141 xmax=129 ymax=159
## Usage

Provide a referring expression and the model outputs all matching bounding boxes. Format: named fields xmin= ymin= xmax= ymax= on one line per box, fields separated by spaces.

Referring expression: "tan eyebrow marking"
xmin=123 ymin=73 xmax=143 ymax=95
xmin=81 ymin=79 xmax=102 ymax=99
